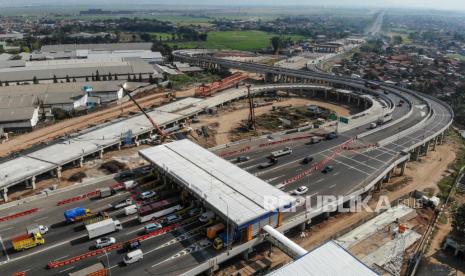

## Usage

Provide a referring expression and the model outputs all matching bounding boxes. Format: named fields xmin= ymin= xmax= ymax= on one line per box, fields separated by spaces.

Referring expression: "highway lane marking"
xmin=53 ymin=255 xmax=69 ymax=261
xmin=329 ymin=184 xmax=336 ymax=189
xmin=318 ymin=153 xmax=372 ymax=176
xmin=331 ymin=153 xmax=378 ymax=170
xmin=34 ymin=216 xmax=49 ymax=222
xmin=109 ymin=264 xmax=119 ymax=270
xmin=5 ymin=234 xmax=87 ymax=264
xmin=265 ymin=175 xmax=286 ymax=183
xmin=59 ymin=266 xmax=75 ymax=273
xmin=125 ymin=226 xmax=144 ymax=235
xmin=315 ymin=179 xmax=325 ymax=183
xmin=332 ymin=172 xmax=340 ymax=176
xmin=0 ymin=227 xmax=13 ymax=232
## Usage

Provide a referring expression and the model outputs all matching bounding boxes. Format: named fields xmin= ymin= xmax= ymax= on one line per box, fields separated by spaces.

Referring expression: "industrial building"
xmin=0 ymin=81 xmax=127 ymax=131
xmin=139 ymin=139 xmax=296 ymax=241
xmin=0 ymin=57 xmax=155 ymax=83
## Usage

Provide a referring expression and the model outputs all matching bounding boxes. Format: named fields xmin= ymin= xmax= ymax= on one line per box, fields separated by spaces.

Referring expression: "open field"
xmin=171 ymin=31 xmax=305 ymax=51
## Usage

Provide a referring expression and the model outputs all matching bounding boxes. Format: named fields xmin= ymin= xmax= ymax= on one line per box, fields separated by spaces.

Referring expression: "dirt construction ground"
xmin=216 ymin=138 xmax=460 ymax=275
xmin=192 ymin=97 xmax=354 ymax=145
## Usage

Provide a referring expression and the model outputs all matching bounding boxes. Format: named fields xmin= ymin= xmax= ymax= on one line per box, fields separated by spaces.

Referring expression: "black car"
xmin=302 ymin=156 xmax=314 ymax=164
xmin=123 ymin=240 xmax=141 ymax=252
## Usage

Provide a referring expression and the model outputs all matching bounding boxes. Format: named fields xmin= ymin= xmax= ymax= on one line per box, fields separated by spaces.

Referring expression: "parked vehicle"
xmin=199 ymin=211 xmax=215 ymax=222
xmin=139 ymin=191 xmax=156 ymax=200
xmin=326 ymin=132 xmax=337 ymax=140
xmin=258 ymin=157 xmax=278 ymax=169
xmin=86 ymin=219 xmax=123 ymax=239
xmin=302 ymin=156 xmax=314 ymax=164
xmin=377 ymin=114 xmax=392 ymax=125
xmin=292 ymin=186 xmax=309 ymax=195
xmin=123 ymin=249 xmax=143 ymax=265
xmin=163 ymin=214 xmax=181 ymax=225
xmin=206 ymin=223 xmax=225 ymax=239
xmin=12 ymin=233 xmax=45 ymax=251
xmin=123 ymin=240 xmax=141 ymax=252
xmin=26 ymin=224 xmax=49 ymax=235
xmin=123 ymin=180 xmax=138 ymax=190
xmin=98 ymin=187 xmax=113 ymax=198
xmin=138 ymin=197 xmax=182 ymax=223
xmin=124 ymin=204 xmax=138 ymax=216
xmin=68 ymin=262 xmax=107 ymax=276
xmin=64 ymin=207 xmax=92 ymax=223
xmin=310 ymin=136 xmax=323 ymax=144
xmin=144 ymin=223 xmax=162 ymax=233
xmin=83 ymin=212 xmax=110 ymax=225
xmin=112 ymin=199 xmax=134 ymax=209
xmin=270 ymin=147 xmax=292 ymax=158
xmin=322 ymin=166 xmax=334 ymax=174
xmin=95 ymin=236 xmax=116 ymax=249
xmin=236 ymin=156 xmax=250 ymax=163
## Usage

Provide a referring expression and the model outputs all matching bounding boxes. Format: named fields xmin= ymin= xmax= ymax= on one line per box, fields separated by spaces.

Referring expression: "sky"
xmin=0 ymin=0 xmax=465 ymax=11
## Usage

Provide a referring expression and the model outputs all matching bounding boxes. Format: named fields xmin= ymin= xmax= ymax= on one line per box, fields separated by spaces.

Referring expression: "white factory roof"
xmin=139 ymin=139 xmax=296 ymax=228
xmin=268 ymin=241 xmax=378 ymax=276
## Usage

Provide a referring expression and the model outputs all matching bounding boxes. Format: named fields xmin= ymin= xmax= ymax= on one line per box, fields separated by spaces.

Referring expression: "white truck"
xmin=26 ymin=224 xmax=49 ymax=235
xmin=86 ymin=218 xmax=123 ymax=239
xmin=377 ymin=114 xmax=392 ymax=125
xmin=270 ymin=147 xmax=292 ymax=158
xmin=310 ymin=136 xmax=323 ymax=144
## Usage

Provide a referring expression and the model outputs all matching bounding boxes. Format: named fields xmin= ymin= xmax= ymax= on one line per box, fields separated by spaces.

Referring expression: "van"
xmin=123 ymin=180 xmax=138 ymax=190
xmin=164 ymin=215 xmax=181 ymax=225
xmin=123 ymin=249 xmax=143 ymax=265
xmin=310 ymin=136 xmax=322 ymax=144
xmin=124 ymin=205 xmax=138 ymax=216
xmin=199 ymin=211 xmax=215 ymax=222
xmin=145 ymin=223 xmax=162 ymax=233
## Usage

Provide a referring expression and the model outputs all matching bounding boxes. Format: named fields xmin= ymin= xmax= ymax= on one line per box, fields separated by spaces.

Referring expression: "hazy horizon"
xmin=1 ymin=0 xmax=465 ymax=11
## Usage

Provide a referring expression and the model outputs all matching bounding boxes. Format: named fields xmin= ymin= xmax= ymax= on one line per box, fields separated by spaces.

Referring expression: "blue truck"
xmin=64 ymin=207 xmax=92 ymax=223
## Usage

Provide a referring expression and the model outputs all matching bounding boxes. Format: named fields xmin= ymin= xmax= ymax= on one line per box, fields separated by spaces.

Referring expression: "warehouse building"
xmin=0 ymin=57 xmax=155 ymax=83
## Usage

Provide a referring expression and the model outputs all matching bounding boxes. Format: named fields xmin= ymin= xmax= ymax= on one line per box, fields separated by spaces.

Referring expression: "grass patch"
xmin=437 ymin=131 xmax=465 ymax=200
xmin=170 ymin=31 xmax=305 ymax=51
xmin=168 ymin=72 xmax=221 ymax=90
xmin=385 ymin=32 xmax=412 ymax=44
xmin=150 ymin=32 xmax=173 ymax=41
xmin=447 ymin=54 xmax=465 ymax=61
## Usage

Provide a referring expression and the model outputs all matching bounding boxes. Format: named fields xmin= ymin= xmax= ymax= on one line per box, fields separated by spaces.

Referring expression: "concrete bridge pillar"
xmin=336 ymin=92 xmax=340 ymax=101
xmin=385 ymin=171 xmax=392 ymax=183
xmin=324 ymin=90 xmax=328 ymax=99
xmin=99 ymin=149 xmax=104 ymax=159
xmin=411 ymin=147 xmax=420 ymax=161
xmin=118 ymin=142 xmax=122 ymax=151
xmin=31 ymin=176 xmax=36 ymax=190
xmin=423 ymin=141 xmax=430 ymax=155
xmin=79 ymin=156 xmax=84 ymax=168
xmin=364 ymin=98 xmax=369 ymax=109
xmin=347 ymin=94 xmax=351 ymax=103
xmin=357 ymin=97 xmax=361 ymax=107
xmin=163 ymin=175 xmax=167 ymax=186
xmin=56 ymin=167 xmax=62 ymax=178
xmin=2 ymin=188 xmax=7 ymax=202
xmin=399 ymin=161 xmax=407 ymax=176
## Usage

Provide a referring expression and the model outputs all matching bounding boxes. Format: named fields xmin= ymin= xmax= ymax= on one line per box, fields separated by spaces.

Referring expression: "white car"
xmin=292 ymin=186 xmax=309 ymax=195
xmin=139 ymin=191 xmax=156 ymax=200
xmin=95 ymin=237 xmax=116 ymax=249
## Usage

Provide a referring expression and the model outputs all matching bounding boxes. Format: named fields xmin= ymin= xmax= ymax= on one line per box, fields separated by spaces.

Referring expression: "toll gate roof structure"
xmin=139 ymin=139 xmax=296 ymax=228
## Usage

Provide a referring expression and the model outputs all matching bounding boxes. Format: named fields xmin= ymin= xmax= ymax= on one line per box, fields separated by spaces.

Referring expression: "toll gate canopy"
xmin=139 ymin=140 xmax=296 ymax=229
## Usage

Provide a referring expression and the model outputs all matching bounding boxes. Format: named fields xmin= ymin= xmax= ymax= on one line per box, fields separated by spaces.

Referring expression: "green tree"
xmin=53 ymin=75 xmax=58 ymax=83
xmin=95 ymin=70 xmax=100 ymax=81
xmin=33 ymin=76 xmax=39 ymax=84
xmin=392 ymin=35 xmax=403 ymax=45
xmin=453 ymin=204 xmax=465 ymax=234
xmin=65 ymin=75 xmax=70 ymax=83
xmin=270 ymin=36 xmax=282 ymax=55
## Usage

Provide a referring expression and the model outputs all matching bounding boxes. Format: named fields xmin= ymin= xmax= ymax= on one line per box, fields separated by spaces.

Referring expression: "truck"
xmin=377 ymin=114 xmax=393 ymax=125
xmin=26 ymin=224 xmax=49 ymax=235
xmin=112 ymin=198 xmax=134 ymax=209
xmin=258 ymin=157 xmax=278 ymax=169
xmin=68 ymin=262 xmax=107 ymax=276
xmin=123 ymin=180 xmax=138 ymax=190
xmin=98 ymin=187 xmax=113 ymax=198
xmin=86 ymin=218 xmax=123 ymax=239
xmin=213 ymin=231 xmax=238 ymax=250
xmin=310 ymin=136 xmax=323 ymax=144
xmin=64 ymin=207 xmax=92 ymax=223
xmin=82 ymin=212 xmax=110 ymax=225
xmin=206 ymin=223 xmax=225 ymax=239
xmin=12 ymin=232 xmax=45 ymax=251
xmin=270 ymin=147 xmax=292 ymax=158
xmin=138 ymin=197 xmax=182 ymax=223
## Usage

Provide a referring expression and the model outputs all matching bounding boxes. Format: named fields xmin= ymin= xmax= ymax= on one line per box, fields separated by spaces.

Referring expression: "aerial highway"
xmin=0 ymin=50 xmax=453 ymax=276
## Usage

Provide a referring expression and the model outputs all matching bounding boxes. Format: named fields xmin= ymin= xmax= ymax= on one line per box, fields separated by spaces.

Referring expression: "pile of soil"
xmin=100 ymin=160 xmax=128 ymax=173
xmin=68 ymin=171 xmax=87 ymax=182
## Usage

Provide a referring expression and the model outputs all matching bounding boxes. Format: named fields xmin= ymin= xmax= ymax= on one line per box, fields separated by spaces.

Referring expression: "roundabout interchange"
xmin=0 ymin=49 xmax=454 ymax=275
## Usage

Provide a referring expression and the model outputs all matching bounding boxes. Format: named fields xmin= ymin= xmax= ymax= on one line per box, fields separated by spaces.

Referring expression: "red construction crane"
xmin=195 ymin=72 xmax=247 ymax=98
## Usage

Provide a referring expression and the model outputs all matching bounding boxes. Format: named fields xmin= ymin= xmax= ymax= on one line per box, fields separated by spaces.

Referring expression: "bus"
xmin=138 ymin=197 xmax=182 ymax=223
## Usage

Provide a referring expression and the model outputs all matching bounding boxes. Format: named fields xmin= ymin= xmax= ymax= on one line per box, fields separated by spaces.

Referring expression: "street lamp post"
xmin=0 ymin=235 xmax=9 ymax=262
